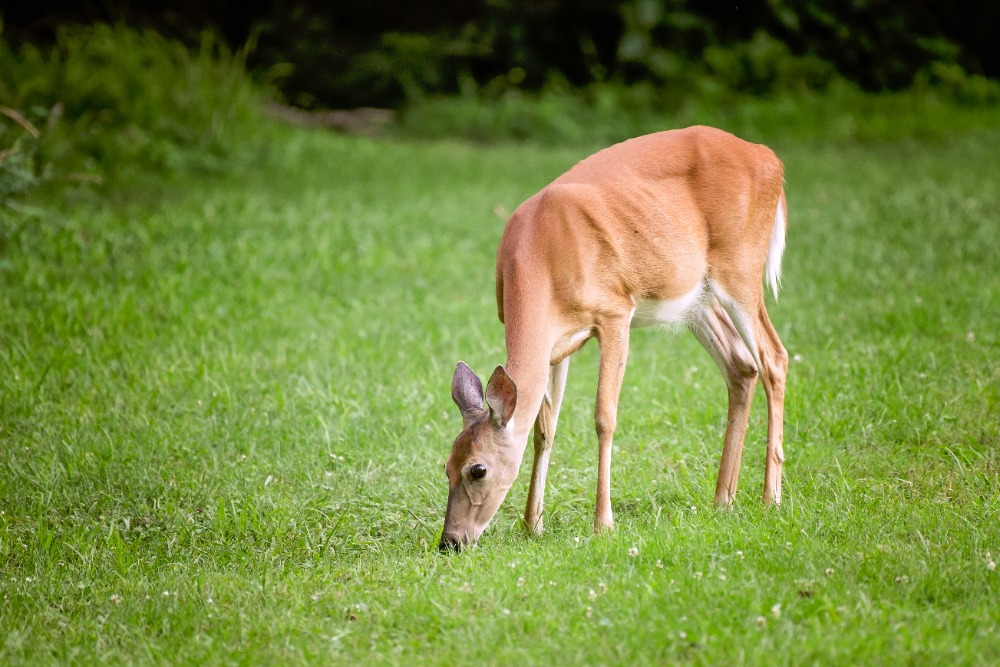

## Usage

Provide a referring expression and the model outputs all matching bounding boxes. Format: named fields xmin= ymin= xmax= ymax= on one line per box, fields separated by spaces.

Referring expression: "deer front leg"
xmin=594 ymin=321 xmax=630 ymax=533
xmin=524 ymin=358 xmax=569 ymax=535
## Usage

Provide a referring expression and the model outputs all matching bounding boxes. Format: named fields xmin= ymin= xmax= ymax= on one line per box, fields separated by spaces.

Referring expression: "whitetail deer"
xmin=440 ymin=126 xmax=788 ymax=551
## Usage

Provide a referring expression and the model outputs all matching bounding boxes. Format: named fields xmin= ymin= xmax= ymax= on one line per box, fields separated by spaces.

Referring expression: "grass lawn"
xmin=1 ymin=122 xmax=998 ymax=665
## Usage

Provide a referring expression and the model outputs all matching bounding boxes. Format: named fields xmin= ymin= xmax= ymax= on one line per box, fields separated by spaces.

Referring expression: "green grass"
xmin=1 ymin=120 xmax=998 ymax=665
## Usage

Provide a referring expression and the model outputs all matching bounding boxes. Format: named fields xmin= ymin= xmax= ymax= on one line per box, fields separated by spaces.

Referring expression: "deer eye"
xmin=470 ymin=463 xmax=487 ymax=480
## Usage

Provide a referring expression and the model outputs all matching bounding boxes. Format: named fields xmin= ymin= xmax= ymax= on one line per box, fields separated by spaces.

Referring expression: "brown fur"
xmin=441 ymin=126 xmax=789 ymax=550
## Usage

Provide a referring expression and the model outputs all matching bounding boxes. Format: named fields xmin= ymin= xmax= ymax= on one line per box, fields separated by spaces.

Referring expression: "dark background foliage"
xmin=4 ymin=0 xmax=999 ymax=108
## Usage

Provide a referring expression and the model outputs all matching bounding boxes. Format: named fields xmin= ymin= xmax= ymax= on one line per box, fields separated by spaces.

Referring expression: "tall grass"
xmin=397 ymin=78 xmax=1000 ymax=146
xmin=0 ymin=23 xmax=265 ymax=210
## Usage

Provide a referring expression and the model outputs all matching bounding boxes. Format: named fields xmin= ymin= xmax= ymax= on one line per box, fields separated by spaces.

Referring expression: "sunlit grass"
xmin=1 ymin=122 xmax=998 ymax=664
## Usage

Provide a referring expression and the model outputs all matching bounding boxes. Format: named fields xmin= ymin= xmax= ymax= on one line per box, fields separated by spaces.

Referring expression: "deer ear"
xmin=485 ymin=365 xmax=517 ymax=429
xmin=452 ymin=362 xmax=484 ymax=418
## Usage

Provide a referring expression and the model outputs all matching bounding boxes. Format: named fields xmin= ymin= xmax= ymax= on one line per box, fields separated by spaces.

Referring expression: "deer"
xmin=440 ymin=125 xmax=788 ymax=552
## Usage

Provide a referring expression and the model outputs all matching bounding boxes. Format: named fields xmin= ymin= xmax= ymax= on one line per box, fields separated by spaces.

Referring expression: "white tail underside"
xmin=765 ymin=193 xmax=786 ymax=300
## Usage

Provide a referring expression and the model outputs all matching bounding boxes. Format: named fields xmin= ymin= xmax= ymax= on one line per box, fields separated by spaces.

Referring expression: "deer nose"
xmin=438 ymin=532 xmax=465 ymax=553
xmin=438 ymin=531 xmax=469 ymax=553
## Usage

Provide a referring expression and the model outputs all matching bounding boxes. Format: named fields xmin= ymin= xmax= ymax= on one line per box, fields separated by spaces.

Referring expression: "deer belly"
xmin=630 ymin=281 xmax=707 ymax=328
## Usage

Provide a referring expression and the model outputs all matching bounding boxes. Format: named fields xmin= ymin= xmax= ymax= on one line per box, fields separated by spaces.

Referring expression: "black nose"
xmin=438 ymin=535 xmax=462 ymax=553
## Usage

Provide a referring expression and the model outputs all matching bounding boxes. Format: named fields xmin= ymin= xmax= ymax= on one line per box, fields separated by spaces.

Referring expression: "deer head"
xmin=439 ymin=362 xmax=520 ymax=552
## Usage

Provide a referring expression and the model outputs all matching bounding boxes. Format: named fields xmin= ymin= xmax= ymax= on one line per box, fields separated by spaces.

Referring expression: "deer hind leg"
xmin=709 ymin=280 xmax=788 ymax=506
xmin=594 ymin=317 xmax=631 ymax=533
xmin=689 ymin=298 xmax=759 ymax=507
xmin=754 ymin=303 xmax=788 ymax=505
xmin=524 ymin=356 xmax=570 ymax=535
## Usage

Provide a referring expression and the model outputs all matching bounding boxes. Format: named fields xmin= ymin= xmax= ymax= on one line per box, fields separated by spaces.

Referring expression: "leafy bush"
xmin=0 ymin=22 xmax=266 ymax=206
xmin=396 ymin=75 xmax=1000 ymax=147
xmin=236 ymin=1 xmax=999 ymax=110
xmin=0 ymin=105 xmax=48 ymax=224
xmin=914 ymin=61 xmax=1000 ymax=106
xmin=702 ymin=31 xmax=837 ymax=95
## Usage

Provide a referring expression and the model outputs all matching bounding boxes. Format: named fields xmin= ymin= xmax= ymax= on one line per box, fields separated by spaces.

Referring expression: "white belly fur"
xmin=631 ymin=281 xmax=707 ymax=329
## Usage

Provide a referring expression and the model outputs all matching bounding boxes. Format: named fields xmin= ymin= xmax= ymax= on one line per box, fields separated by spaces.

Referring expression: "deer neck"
xmin=501 ymin=326 xmax=558 ymax=465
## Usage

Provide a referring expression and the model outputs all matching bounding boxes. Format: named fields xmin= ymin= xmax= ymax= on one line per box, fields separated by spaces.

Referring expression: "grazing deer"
xmin=440 ymin=126 xmax=788 ymax=551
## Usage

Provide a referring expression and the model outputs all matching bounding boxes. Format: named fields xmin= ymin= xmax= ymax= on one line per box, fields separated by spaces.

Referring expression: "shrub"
xmin=0 ymin=22 xmax=266 ymax=204
xmin=702 ymin=31 xmax=837 ymax=95
xmin=396 ymin=75 xmax=1000 ymax=147
xmin=0 ymin=105 xmax=46 ymax=222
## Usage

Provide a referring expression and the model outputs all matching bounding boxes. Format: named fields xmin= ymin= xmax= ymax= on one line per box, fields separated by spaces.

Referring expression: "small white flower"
xmin=585 ymin=606 xmax=593 ymax=619
xmin=517 ymin=577 xmax=525 ymax=587
xmin=264 ymin=475 xmax=274 ymax=487
xmin=162 ymin=591 xmax=170 ymax=597
xmin=628 ymin=547 xmax=639 ymax=558
xmin=693 ymin=571 xmax=703 ymax=580
xmin=824 ymin=567 xmax=835 ymax=577
xmin=678 ymin=630 xmax=687 ymax=640
xmin=756 ymin=616 xmax=766 ymax=628
xmin=966 ymin=331 xmax=976 ymax=342
xmin=718 ymin=574 xmax=727 ymax=581
xmin=735 ymin=550 xmax=744 ymax=559
xmin=588 ymin=589 xmax=598 ymax=601
xmin=690 ymin=505 xmax=698 ymax=514
xmin=110 ymin=594 xmax=122 ymax=605
xmin=598 ymin=582 xmax=607 ymax=594
xmin=655 ymin=559 xmax=664 ymax=569
xmin=459 ymin=582 xmax=472 ymax=593
xmin=501 ymin=608 xmax=511 ymax=616
xmin=770 ymin=603 xmax=781 ymax=618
